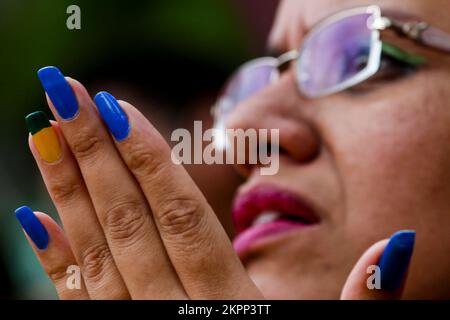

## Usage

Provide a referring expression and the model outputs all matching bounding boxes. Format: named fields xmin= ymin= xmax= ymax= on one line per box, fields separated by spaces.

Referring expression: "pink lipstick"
xmin=232 ymin=185 xmax=320 ymax=257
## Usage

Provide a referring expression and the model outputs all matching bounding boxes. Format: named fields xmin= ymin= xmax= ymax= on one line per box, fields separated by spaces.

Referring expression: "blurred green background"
xmin=0 ymin=0 xmax=278 ymax=298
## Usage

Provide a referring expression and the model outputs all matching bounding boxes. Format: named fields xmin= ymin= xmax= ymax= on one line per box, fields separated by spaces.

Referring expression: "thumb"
xmin=341 ymin=230 xmax=416 ymax=300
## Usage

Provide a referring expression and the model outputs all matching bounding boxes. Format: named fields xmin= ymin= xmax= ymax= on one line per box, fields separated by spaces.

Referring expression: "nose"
xmin=226 ymin=71 xmax=321 ymax=176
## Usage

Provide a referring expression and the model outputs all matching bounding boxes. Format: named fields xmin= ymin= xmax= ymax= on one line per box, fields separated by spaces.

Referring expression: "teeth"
xmin=252 ymin=211 xmax=281 ymax=226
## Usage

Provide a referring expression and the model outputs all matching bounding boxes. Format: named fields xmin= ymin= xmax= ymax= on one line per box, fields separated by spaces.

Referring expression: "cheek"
xmin=321 ymin=71 xmax=450 ymax=297
xmin=325 ymin=72 xmax=450 ymax=231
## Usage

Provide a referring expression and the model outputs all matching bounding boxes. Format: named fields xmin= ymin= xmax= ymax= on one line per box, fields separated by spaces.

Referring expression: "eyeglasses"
xmin=211 ymin=5 xmax=450 ymax=141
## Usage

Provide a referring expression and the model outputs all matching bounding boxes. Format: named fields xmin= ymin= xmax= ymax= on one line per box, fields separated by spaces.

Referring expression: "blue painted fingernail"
xmin=379 ymin=230 xmax=415 ymax=291
xmin=37 ymin=66 xmax=79 ymax=120
xmin=94 ymin=91 xmax=130 ymax=141
xmin=15 ymin=206 xmax=49 ymax=250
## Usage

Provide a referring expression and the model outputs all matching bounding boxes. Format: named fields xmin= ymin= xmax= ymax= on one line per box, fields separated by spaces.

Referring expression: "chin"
xmin=245 ymin=256 xmax=345 ymax=299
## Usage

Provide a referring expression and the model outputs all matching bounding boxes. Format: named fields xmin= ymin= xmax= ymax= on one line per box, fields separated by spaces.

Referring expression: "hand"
xmin=16 ymin=67 xmax=414 ymax=300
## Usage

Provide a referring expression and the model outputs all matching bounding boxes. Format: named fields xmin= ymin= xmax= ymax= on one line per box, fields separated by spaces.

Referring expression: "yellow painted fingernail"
xmin=25 ymin=111 xmax=61 ymax=163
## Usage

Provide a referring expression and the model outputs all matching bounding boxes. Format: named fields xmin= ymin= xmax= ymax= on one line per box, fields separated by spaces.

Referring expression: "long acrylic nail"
xmin=26 ymin=111 xmax=61 ymax=163
xmin=37 ymin=66 xmax=79 ymax=120
xmin=379 ymin=230 xmax=415 ymax=291
xmin=94 ymin=91 xmax=130 ymax=141
xmin=15 ymin=206 xmax=49 ymax=250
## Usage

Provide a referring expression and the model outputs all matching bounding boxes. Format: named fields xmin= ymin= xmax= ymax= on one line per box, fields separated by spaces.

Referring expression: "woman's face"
xmin=227 ymin=0 xmax=450 ymax=299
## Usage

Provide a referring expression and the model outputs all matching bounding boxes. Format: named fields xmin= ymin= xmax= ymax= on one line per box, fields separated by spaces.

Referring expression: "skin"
xmin=228 ymin=0 xmax=450 ymax=298
xmin=24 ymin=0 xmax=450 ymax=299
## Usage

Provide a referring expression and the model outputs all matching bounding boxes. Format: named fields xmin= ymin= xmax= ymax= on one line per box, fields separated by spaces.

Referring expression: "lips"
xmin=232 ymin=185 xmax=320 ymax=257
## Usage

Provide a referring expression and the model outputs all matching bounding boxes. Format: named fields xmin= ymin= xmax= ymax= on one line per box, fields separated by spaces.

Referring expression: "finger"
xmin=14 ymin=206 xmax=90 ymax=300
xmin=37 ymin=67 xmax=185 ymax=299
xmin=26 ymin=111 xmax=129 ymax=299
xmin=95 ymin=93 xmax=261 ymax=299
xmin=341 ymin=230 xmax=415 ymax=300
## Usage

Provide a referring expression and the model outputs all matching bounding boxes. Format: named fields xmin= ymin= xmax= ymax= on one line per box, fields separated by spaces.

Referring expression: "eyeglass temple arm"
xmin=384 ymin=18 xmax=450 ymax=53
xmin=382 ymin=42 xmax=426 ymax=66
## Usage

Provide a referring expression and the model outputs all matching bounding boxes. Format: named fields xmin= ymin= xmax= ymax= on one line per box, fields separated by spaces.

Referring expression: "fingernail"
xmin=379 ymin=230 xmax=415 ymax=291
xmin=94 ymin=91 xmax=130 ymax=141
xmin=26 ymin=111 xmax=61 ymax=163
xmin=37 ymin=66 xmax=78 ymax=120
xmin=15 ymin=206 xmax=49 ymax=250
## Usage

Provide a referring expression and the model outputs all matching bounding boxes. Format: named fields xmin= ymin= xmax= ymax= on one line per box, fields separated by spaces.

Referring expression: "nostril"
xmin=302 ymin=145 xmax=321 ymax=164
xmin=278 ymin=146 xmax=288 ymax=156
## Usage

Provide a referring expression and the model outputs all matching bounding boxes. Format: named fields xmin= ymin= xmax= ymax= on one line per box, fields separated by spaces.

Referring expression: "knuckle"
xmin=47 ymin=265 xmax=70 ymax=284
xmin=80 ymin=242 xmax=113 ymax=283
xmin=127 ymin=142 xmax=166 ymax=178
xmin=70 ymin=128 xmax=104 ymax=161
xmin=157 ymin=198 xmax=204 ymax=238
xmin=50 ymin=179 xmax=83 ymax=203
xmin=102 ymin=200 xmax=149 ymax=246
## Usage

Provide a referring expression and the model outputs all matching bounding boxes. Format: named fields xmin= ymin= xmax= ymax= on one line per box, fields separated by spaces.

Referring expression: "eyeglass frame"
xmin=211 ymin=5 xmax=450 ymax=121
